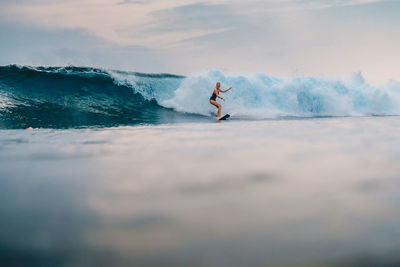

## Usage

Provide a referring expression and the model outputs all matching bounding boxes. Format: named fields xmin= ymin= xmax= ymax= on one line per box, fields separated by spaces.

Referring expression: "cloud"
xmin=0 ymin=0 xmax=390 ymax=47
xmin=149 ymin=3 xmax=238 ymax=31
xmin=323 ymin=0 xmax=387 ymax=7
xmin=118 ymin=0 xmax=154 ymax=5
xmin=0 ymin=0 xmax=399 ymax=82
xmin=297 ymin=0 xmax=389 ymax=9
xmin=0 ymin=22 xmax=170 ymax=72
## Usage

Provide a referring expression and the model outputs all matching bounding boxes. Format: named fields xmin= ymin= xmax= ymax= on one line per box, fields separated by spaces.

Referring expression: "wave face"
xmin=1 ymin=65 xmax=400 ymax=128
xmin=0 ymin=65 xmax=193 ymax=129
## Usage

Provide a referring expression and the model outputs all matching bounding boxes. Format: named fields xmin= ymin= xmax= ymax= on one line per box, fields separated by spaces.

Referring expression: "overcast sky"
xmin=1 ymin=0 xmax=399 ymax=83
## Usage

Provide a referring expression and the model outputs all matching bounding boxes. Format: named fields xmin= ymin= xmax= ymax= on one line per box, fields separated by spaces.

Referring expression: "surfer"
xmin=209 ymin=82 xmax=232 ymax=118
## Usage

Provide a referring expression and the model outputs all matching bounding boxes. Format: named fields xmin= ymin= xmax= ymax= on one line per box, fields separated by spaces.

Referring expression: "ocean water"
xmin=1 ymin=65 xmax=400 ymax=266
xmin=1 ymin=65 xmax=400 ymax=129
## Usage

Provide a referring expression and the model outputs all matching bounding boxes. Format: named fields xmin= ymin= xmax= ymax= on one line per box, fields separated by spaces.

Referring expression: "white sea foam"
xmin=158 ymin=70 xmax=400 ymax=118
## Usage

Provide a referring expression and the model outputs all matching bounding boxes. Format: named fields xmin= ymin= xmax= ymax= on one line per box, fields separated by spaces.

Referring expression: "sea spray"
xmin=162 ymin=70 xmax=400 ymax=118
xmin=1 ymin=65 xmax=400 ymax=128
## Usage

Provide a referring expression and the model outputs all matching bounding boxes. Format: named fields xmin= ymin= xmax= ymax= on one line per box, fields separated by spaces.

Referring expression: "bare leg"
xmin=210 ymin=100 xmax=222 ymax=117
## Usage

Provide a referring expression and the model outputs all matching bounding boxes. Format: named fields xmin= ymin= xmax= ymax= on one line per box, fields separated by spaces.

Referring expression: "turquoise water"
xmin=1 ymin=117 xmax=400 ymax=266
xmin=2 ymin=65 xmax=400 ymax=129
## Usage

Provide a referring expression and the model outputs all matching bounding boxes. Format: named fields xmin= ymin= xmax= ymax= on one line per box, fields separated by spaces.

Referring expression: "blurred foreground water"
xmin=1 ymin=117 xmax=400 ymax=266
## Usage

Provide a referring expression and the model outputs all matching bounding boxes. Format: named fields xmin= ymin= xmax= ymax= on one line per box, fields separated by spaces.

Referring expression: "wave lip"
xmin=1 ymin=65 xmax=400 ymax=129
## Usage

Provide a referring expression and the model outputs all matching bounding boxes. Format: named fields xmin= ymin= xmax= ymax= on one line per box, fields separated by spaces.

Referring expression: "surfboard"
xmin=218 ymin=114 xmax=230 ymax=121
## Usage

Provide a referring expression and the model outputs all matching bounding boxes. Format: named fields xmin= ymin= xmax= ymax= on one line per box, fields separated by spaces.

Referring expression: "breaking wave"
xmin=1 ymin=65 xmax=399 ymax=128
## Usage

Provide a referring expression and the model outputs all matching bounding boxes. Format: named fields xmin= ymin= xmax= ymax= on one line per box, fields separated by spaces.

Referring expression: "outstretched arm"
xmin=217 ymin=95 xmax=225 ymax=101
xmin=220 ymin=87 xmax=232 ymax=93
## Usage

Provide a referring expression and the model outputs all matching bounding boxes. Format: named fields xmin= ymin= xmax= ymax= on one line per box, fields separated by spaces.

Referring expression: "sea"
xmin=1 ymin=65 xmax=400 ymax=266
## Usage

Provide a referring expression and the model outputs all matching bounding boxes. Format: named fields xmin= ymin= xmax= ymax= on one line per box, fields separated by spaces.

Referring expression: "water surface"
xmin=1 ymin=117 xmax=400 ymax=266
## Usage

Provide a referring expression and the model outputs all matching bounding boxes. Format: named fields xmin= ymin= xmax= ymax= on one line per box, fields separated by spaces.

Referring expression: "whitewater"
xmin=1 ymin=64 xmax=400 ymax=128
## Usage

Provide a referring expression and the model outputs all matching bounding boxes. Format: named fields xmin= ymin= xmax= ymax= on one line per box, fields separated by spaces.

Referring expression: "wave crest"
xmin=162 ymin=70 xmax=400 ymax=118
xmin=1 ymin=65 xmax=400 ymax=128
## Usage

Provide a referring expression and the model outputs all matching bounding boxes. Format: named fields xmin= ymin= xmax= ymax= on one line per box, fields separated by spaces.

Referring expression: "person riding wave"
xmin=209 ymin=82 xmax=232 ymax=118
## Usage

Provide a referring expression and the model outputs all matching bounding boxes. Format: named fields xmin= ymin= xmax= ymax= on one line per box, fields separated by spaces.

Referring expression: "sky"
xmin=1 ymin=0 xmax=399 ymax=83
